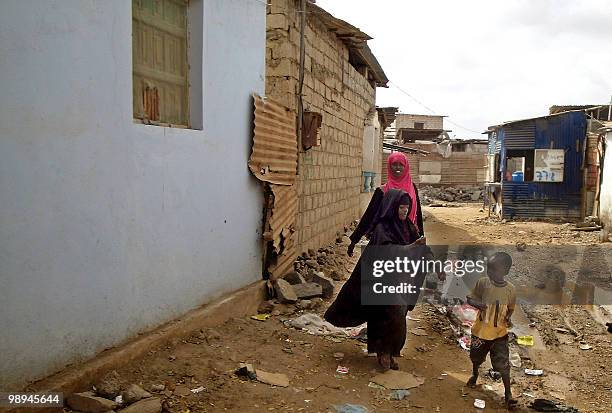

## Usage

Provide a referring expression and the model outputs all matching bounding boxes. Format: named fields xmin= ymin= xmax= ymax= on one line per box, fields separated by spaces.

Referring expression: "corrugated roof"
xmin=308 ymin=2 xmax=388 ymax=87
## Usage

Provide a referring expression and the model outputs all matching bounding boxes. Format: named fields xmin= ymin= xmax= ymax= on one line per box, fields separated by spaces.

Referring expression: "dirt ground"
xmin=71 ymin=205 xmax=612 ymax=413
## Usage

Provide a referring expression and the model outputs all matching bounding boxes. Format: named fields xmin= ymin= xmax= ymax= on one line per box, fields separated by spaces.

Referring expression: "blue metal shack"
xmin=489 ymin=111 xmax=587 ymax=220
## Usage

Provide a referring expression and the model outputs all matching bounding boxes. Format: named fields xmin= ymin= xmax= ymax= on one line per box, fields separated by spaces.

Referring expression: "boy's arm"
xmin=467 ymin=279 xmax=487 ymax=311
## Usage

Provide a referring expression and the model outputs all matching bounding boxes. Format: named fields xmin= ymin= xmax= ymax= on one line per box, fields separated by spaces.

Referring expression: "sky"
xmin=315 ymin=0 xmax=612 ymax=138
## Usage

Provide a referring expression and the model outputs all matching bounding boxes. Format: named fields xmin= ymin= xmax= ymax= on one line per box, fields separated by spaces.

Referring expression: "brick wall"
xmin=266 ymin=0 xmax=376 ymax=252
xmin=395 ymin=114 xmax=444 ymax=131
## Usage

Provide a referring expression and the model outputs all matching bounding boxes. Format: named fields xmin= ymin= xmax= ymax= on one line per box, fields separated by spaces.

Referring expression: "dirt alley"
xmin=71 ymin=205 xmax=612 ymax=413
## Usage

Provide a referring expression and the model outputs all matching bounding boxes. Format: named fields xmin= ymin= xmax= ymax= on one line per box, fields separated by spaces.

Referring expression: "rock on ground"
xmin=66 ymin=391 xmax=118 ymax=413
xmin=274 ymin=279 xmax=298 ymax=303
xmin=117 ymin=397 xmax=162 ymax=413
xmin=120 ymin=384 xmax=152 ymax=405
xmin=94 ymin=370 xmax=122 ymax=399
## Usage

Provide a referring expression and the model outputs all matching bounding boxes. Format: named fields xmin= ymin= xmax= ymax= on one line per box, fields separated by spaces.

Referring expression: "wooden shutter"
xmin=133 ymin=0 xmax=189 ymax=127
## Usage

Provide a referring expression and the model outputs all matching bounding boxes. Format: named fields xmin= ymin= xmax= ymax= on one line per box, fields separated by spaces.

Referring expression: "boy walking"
xmin=466 ymin=252 xmax=518 ymax=409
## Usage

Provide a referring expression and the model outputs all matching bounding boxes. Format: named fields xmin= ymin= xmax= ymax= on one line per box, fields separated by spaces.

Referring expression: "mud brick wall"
xmin=266 ymin=0 xmax=376 ymax=252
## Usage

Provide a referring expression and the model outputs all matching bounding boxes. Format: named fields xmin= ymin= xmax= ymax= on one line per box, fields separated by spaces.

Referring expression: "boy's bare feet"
xmin=466 ymin=375 xmax=478 ymax=388
xmin=505 ymin=394 xmax=518 ymax=410
xmin=390 ymin=357 xmax=399 ymax=370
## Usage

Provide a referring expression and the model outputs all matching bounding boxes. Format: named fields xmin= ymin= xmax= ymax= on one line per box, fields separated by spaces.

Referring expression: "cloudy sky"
xmin=316 ymin=0 xmax=612 ymax=138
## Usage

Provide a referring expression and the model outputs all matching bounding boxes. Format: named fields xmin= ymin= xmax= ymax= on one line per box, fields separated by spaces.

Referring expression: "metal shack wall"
xmin=501 ymin=112 xmax=587 ymax=219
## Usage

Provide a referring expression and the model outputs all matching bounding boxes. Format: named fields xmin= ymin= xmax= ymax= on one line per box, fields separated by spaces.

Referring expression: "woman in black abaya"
xmin=324 ymin=189 xmax=429 ymax=370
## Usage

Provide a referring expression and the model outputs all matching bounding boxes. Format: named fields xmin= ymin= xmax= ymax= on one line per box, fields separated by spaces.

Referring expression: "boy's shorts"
xmin=470 ymin=335 xmax=510 ymax=374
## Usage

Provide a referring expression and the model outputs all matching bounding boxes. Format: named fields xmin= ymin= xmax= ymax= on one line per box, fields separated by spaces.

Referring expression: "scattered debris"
xmin=120 ymin=384 xmax=152 ymax=405
xmin=369 ymin=370 xmax=424 ymax=390
xmin=149 ymin=384 xmax=165 ymax=393
xmin=458 ymin=336 xmax=471 ymax=351
xmin=368 ymin=382 xmax=386 ymax=389
xmin=235 ymin=363 xmax=257 ymax=380
xmin=529 ymin=398 xmax=580 ymax=412
xmin=274 ymin=279 xmax=298 ymax=303
xmin=333 ymin=404 xmax=369 ymax=413
xmin=389 ymin=389 xmax=410 ymax=400
xmin=190 ymin=386 xmax=205 ymax=394
xmin=283 ymin=271 xmax=306 ymax=285
xmin=510 ymin=352 xmax=522 ymax=368
xmin=525 ymin=369 xmax=544 ymax=376
xmin=66 ymin=391 xmax=118 ymax=413
xmin=579 ymin=342 xmax=593 ymax=350
xmin=474 ymin=399 xmax=486 ymax=409
xmin=285 ymin=313 xmax=364 ymax=337
xmin=336 ymin=366 xmax=349 ymax=374
xmin=333 ymin=352 xmax=345 ymax=360
xmin=311 ymin=271 xmax=335 ymax=298
xmin=254 ymin=369 xmax=290 ymax=387
xmin=555 ymin=327 xmax=571 ymax=334
xmin=488 ymin=369 xmax=502 ymax=381
xmin=251 ymin=313 xmax=271 ymax=321
xmin=517 ymin=335 xmax=534 ymax=346
xmin=292 ymin=282 xmax=323 ymax=299
xmin=94 ymin=370 xmax=122 ymax=399
xmin=117 ymin=397 xmax=162 ymax=413
xmin=516 ymin=242 xmax=527 ymax=251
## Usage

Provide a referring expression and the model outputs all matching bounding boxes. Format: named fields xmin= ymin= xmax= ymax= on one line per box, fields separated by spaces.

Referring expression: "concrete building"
xmin=265 ymin=0 xmax=388 ymax=252
xmin=0 ymin=0 xmax=266 ymax=389
xmin=395 ymin=113 xmax=450 ymax=143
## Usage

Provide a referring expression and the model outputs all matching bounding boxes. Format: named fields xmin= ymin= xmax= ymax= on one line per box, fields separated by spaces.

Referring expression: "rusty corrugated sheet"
xmin=265 ymin=184 xmax=298 ymax=279
xmin=250 ymin=94 xmax=297 ymax=186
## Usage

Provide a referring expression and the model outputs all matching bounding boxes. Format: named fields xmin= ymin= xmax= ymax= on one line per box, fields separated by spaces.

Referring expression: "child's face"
xmin=487 ymin=257 xmax=509 ymax=283
xmin=398 ymin=204 xmax=410 ymax=221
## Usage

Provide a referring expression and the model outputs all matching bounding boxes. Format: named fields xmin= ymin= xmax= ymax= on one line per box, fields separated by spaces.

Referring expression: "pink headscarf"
xmin=383 ymin=152 xmax=418 ymax=229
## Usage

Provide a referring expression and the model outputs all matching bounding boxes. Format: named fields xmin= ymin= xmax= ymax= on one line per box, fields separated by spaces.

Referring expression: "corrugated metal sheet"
xmin=504 ymin=121 xmax=535 ymax=149
xmin=501 ymin=111 xmax=587 ymax=219
xmin=266 ymin=184 xmax=298 ymax=280
xmin=502 ymin=183 xmax=582 ymax=219
xmin=250 ymin=94 xmax=297 ymax=186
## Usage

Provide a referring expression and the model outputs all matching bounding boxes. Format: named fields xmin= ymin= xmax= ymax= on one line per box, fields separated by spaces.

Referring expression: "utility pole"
xmin=608 ymin=94 xmax=611 ymax=121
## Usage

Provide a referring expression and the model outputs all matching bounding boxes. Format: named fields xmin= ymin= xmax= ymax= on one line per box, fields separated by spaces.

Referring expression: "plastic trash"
xmin=389 ymin=389 xmax=410 ymax=401
xmin=190 ymin=386 xmax=205 ymax=394
xmin=510 ymin=352 xmax=522 ymax=368
xmin=517 ymin=335 xmax=534 ymax=346
xmin=488 ymin=369 xmax=502 ymax=381
xmin=458 ymin=336 xmax=471 ymax=350
xmin=251 ymin=314 xmax=271 ymax=321
xmin=336 ymin=366 xmax=349 ymax=374
xmin=579 ymin=342 xmax=593 ymax=350
xmin=474 ymin=399 xmax=486 ymax=409
xmin=530 ymin=398 xmax=580 ymax=412
xmin=333 ymin=404 xmax=369 ymax=413
xmin=525 ymin=369 xmax=544 ymax=376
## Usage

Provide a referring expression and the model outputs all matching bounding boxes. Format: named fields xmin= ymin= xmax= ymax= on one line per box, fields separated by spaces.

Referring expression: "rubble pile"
xmin=66 ymin=374 xmax=162 ymax=413
xmin=419 ymin=185 xmax=484 ymax=205
xmin=262 ymin=236 xmax=355 ymax=316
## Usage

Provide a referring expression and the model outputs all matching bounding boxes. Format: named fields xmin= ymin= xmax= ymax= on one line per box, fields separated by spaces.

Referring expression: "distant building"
xmin=395 ymin=113 xmax=451 ymax=143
